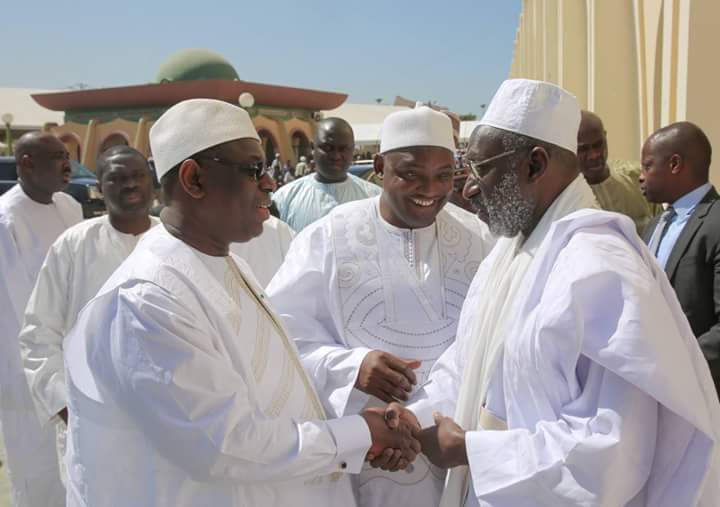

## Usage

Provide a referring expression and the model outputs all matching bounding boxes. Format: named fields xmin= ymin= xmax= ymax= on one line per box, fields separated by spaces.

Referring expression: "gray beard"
xmin=472 ymin=168 xmax=535 ymax=238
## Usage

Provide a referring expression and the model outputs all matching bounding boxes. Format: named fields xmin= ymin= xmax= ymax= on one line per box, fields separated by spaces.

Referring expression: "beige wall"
xmin=511 ymin=0 xmax=720 ymax=185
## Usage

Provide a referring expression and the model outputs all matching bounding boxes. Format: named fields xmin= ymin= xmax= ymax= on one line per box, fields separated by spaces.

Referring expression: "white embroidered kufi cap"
xmin=379 ymin=106 xmax=455 ymax=154
xmin=150 ymin=98 xmax=261 ymax=179
xmin=479 ymin=79 xmax=580 ymax=153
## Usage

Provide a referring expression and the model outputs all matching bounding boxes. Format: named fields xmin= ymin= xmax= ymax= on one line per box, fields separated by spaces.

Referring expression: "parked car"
xmin=348 ymin=159 xmax=375 ymax=180
xmin=0 ymin=156 xmax=105 ymax=218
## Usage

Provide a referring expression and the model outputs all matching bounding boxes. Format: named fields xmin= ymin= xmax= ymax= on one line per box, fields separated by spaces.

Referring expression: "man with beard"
xmin=272 ymin=118 xmax=381 ymax=232
xmin=577 ymin=110 xmax=660 ymax=233
xmin=19 ymin=146 xmax=158 ymax=480
xmin=390 ymin=79 xmax=720 ymax=506
xmin=267 ymin=106 xmax=495 ymax=507
xmin=0 ymin=132 xmax=82 ymax=507
xmin=62 ymin=99 xmax=418 ymax=507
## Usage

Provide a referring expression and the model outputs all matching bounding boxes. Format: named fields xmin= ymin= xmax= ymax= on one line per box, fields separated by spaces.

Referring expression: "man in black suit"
xmin=640 ymin=121 xmax=720 ymax=395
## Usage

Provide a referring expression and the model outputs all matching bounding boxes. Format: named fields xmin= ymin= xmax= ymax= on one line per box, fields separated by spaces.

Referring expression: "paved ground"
xmin=0 ymin=434 xmax=11 ymax=507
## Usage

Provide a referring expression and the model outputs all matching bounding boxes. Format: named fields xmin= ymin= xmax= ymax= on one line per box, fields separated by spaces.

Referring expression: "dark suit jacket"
xmin=643 ymin=186 xmax=720 ymax=394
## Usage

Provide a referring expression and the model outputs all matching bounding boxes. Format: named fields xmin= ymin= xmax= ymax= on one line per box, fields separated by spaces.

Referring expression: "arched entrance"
xmin=99 ymin=132 xmax=129 ymax=154
xmin=258 ymin=129 xmax=278 ymax=165
xmin=60 ymin=133 xmax=82 ymax=162
xmin=291 ymin=131 xmax=311 ymax=161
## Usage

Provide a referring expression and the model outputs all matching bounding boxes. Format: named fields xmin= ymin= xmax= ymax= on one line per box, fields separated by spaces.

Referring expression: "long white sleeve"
xmin=89 ymin=282 xmax=370 ymax=484
xmin=268 ymin=223 xmax=372 ymax=418
xmin=466 ymin=361 xmax=658 ymax=506
xmin=20 ymin=239 xmax=73 ymax=423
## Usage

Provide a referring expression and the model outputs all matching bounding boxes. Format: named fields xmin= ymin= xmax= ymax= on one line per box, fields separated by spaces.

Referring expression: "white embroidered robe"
xmin=267 ymin=197 xmax=496 ymax=507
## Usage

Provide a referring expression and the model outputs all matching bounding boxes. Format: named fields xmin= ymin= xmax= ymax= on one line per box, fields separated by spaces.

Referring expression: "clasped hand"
xmin=361 ymin=402 xmax=421 ymax=471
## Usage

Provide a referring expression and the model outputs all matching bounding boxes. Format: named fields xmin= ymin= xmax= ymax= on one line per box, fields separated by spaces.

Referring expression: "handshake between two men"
xmin=356 ymin=350 xmax=470 ymax=471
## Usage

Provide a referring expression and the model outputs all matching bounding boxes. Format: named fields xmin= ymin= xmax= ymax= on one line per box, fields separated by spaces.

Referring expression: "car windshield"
xmin=70 ymin=160 xmax=97 ymax=179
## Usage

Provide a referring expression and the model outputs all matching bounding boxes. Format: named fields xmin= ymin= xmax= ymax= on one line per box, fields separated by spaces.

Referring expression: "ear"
xmin=527 ymin=146 xmax=550 ymax=183
xmin=373 ymin=154 xmax=385 ymax=178
xmin=19 ymin=153 xmax=33 ymax=170
xmin=177 ymin=159 xmax=206 ymax=199
xmin=669 ymin=154 xmax=683 ymax=174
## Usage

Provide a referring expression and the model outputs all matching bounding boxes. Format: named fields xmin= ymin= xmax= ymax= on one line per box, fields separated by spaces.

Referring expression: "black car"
xmin=0 ymin=156 xmax=105 ymax=218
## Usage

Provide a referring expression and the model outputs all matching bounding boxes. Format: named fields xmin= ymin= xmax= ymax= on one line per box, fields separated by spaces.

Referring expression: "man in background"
xmin=641 ymin=121 xmax=720 ymax=395
xmin=577 ymin=110 xmax=659 ymax=233
xmin=273 ymin=118 xmax=381 ymax=232
xmin=0 ymin=132 xmax=82 ymax=506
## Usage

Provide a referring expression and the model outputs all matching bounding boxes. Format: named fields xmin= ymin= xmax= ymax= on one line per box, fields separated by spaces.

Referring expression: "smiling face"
xmin=199 ymin=138 xmax=272 ymax=243
xmin=376 ymin=146 xmax=454 ymax=229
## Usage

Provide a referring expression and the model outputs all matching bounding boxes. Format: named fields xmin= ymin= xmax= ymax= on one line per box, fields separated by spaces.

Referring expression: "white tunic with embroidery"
xmin=63 ymin=226 xmax=371 ymax=507
xmin=267 ymin=197 xmax=496 ymax=507
xmin=0 ymin=184 xmax=82 ymax=507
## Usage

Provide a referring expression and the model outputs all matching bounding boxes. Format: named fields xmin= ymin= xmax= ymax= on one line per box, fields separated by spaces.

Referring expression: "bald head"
xmin=313 ymin=117 xmax=355 ymax=183
xmin=14 ymin=131 xmax=64 ymax=160
xmin=640 ymin=121 xmax=712 ymax=203
xmin=648 ymin=122 xmax=711 ymax=177
xmin=14 ymin=131 xmax=71 ymax=204
xmin=577 ymin=110 xmax=610 ymax=184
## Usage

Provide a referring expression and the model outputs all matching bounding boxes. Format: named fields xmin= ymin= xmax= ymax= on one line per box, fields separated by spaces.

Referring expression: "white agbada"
xmin=272 ymin=173 xmax=382 ymax=232
xmin=230 ymin=215 xmax=295 ymax=288
xmin=267 ymin=196 xmax=496 ymax=507
xmin=410 ymin=177 xmax=720 ymax=506
xmin=63 ymin=225 xmax=371 ymax=507
xmin=21 ymin=215 xmax=160 ymax=424
xmin=0 ymin=184 xmax=81 ymax=507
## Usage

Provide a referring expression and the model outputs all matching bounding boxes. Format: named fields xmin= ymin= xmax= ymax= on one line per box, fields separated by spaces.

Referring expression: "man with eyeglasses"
xmin=61 ymin=99 xmax=419 ymax=507
xmin=577 ymin=110 xmax=660 ymax=234
xmin=0 ymin=131 xmax=82 ymax=506
xmin=386 ymin=79 xmax=720 ymax=506
xmin=267 ymin=106 xmax=495 ymax=507
xmin=272 ymin=117 xmax=381 ymax=232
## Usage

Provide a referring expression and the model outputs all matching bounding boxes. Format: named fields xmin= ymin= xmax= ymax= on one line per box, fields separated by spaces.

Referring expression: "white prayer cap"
xmin=150 ymin=98 xmax=260 ymax=180
xmin=479 ymin=79 xmax=580 ymax=153
xmin=379 ymin=106 xmax=455 ymax=154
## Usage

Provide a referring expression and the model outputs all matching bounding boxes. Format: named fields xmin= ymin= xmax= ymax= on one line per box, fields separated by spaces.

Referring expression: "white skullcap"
xmin=379 ymin=106 xmax=455 ymax=154
xmin=479 ymin=79 xmax=580 ymax=153
xmin=150 ymin=98 xmax=260 ymax=179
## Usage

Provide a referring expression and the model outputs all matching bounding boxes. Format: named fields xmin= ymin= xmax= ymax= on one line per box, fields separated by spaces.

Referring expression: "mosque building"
xmin=30 ymin=49 xmax=347 ymax=170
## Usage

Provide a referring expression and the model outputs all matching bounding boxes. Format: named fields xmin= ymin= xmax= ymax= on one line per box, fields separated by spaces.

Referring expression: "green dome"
xmin=155 ymin=49 xmax=239 ymax=83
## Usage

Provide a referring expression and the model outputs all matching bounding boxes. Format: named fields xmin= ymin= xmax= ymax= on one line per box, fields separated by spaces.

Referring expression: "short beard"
xmin=472 ymin=168 xmax=536 ymax=238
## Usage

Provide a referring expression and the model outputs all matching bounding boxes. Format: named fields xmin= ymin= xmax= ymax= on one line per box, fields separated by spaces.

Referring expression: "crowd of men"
xmin=0 ymin=78 xmax=718 ymax=506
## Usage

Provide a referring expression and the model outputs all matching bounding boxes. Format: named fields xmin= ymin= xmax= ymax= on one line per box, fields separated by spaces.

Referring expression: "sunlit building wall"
xmin=510 ymin=0 xmax=720 ymax=184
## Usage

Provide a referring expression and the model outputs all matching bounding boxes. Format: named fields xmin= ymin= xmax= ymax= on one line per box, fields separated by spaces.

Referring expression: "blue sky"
xmin=4 ymin=0 xmax=522 ymax=115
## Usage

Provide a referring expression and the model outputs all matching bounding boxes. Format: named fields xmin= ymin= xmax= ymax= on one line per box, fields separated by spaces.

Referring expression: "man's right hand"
xmin=361 ymin=408 xmax=421 ymax=471
xmin=355 ymin=351 xmax=421 ymax=402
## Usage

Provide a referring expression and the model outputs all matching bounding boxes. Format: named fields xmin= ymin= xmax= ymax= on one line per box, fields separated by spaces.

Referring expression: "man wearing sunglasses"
xmin=272 ymin=117 xmax=381 ymax=232
xmin=391 ymin=79 xmax=720 ymax=506
xmin=0 ymin=131 xmax=82 ymax=507
xmin=268 ymin=106 xmax=495 ymax=507
xmin=62 ymin=98 xmax=419 ymax=507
